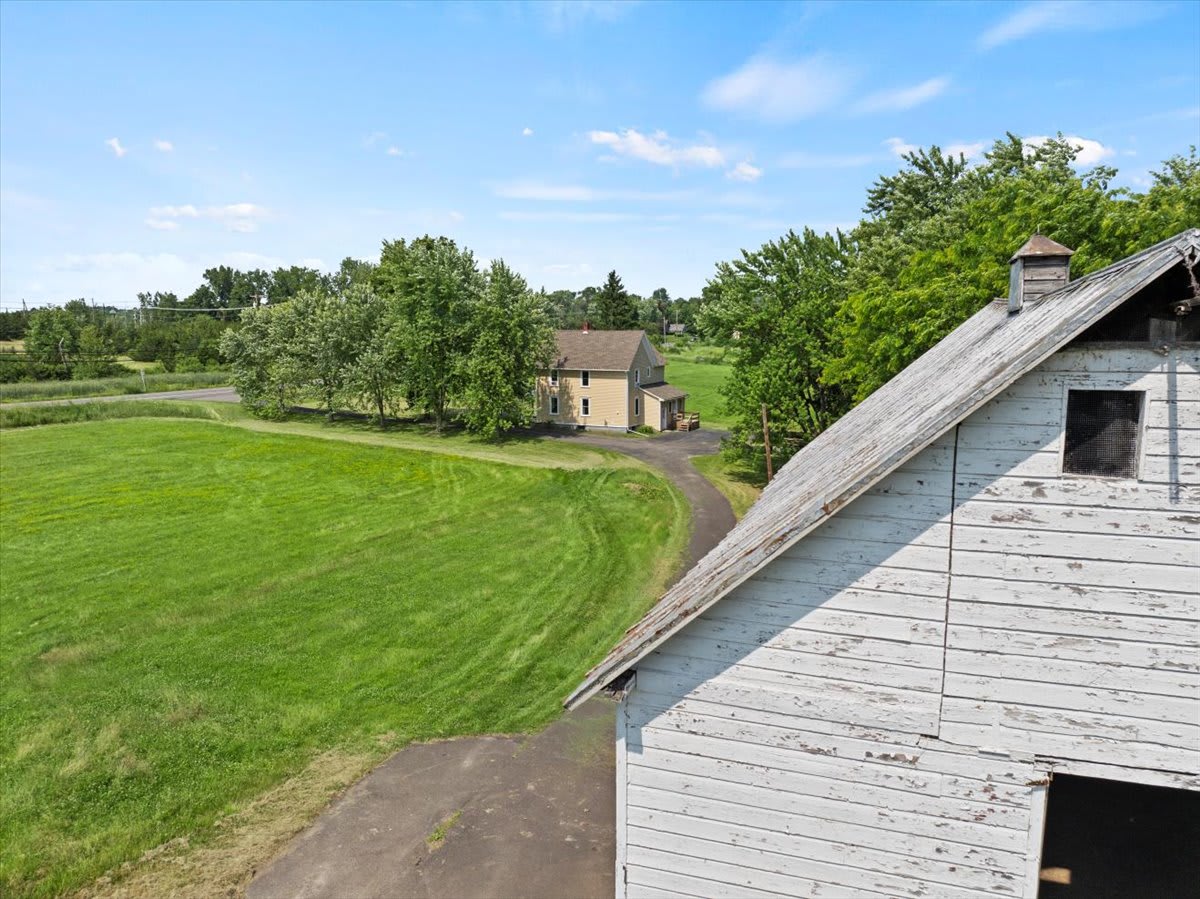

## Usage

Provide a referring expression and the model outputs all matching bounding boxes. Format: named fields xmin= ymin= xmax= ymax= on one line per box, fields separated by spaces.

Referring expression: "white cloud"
xmin=702 ymin=55 xmax=854 ymax=122
xmin=522 ymin=127 xmax=534 ymax=137
xmin=588 ymin=128 xmax=724 ymax=168
xmin=1024 ymin=134 xmax=1115 ymax=166
xmin=945 ymin=141 xmax=986 ymax=160
xmin=386 ymin=146 xmax=405 ymax=157
xmin=145 ymin=218 xmax=180 ymax=231
xmin=853 ymin=76 xmax=950 ymax=114
xmin=153 ymin=139 xmax=174 ymax=152
xmin=540 ymin=0 xmax=637 ymax=32
xmin=978 ymin=1 xmax=1166 ymax=49
xmin=105 ymin=137 xmax=127 ymax=158
xmin=146 ymin=202 xmax=270 ymax=232
xmin=883 ymin=137 xmax=919 ymax=158
xmin=362 ymin=131 xmax=388 ymax=149
xmin=726 ymin=161 xmax=763 ymax=182
xmin=778 ymin=151 xmax=875 ymax=169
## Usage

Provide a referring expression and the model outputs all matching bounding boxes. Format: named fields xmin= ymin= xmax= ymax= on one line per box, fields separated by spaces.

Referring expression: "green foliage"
xmin=700 ymin=228 xmax=852 ymax=467
xmin=593 ymin=270 xmax=638 ymax=329
xmin=0 ymin=371 xmax=230 ymax=404
xmin=71 ymin=325 xmax=119 ymax=379
xmin=459 ymin=261 xmax=556 ymax=439
xmin=0 ymin=418 xmax=686 ymax=897
xmin=23 ymin=307 xmax=79 ymax=369
xmin=374 ymin=236 xmax=483 ymax=428
xmin=825 ymin=137 xmax=1200 ymax=401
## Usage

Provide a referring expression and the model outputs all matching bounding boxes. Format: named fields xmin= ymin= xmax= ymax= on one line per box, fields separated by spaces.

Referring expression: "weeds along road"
xmin=2 ymin=386 xmax=242 ymax=406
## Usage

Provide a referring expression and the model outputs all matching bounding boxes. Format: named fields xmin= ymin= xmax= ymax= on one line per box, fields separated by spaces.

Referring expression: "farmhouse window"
xmin=1063 ymin=390 xmax=1144 ymax=478
xmin=634 ymin=397 xmax=640 ymax=416
xmin=581 ymin=370 xmax=590 ymax=387
xmin=581 ymin=397 xmax=590 ymax=417
xmin=550 ymin=369 xmax=559 ymax=386
xmin=549 ymin=395 xmax=559 ymax=415
xmin=635 ymin=370 xmax=640 ymax=385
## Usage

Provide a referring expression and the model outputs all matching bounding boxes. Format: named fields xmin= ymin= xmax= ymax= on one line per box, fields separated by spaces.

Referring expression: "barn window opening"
xmin=1038 ymin=774 xmax=1199 ymax=899
xmin=549 ymin=395 xmax=559 ymax=415
xmin=1063 ymin=390 xmax=1143 ymax=478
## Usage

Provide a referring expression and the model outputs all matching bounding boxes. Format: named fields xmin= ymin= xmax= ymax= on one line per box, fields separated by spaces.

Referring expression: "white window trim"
xmin=549 ymin=395 xmax=559 ymax=416
xmin=549 ymin=369 xmax=559 ymax=387
xmin=581 ymin=397 xmax=590 ymax=417
xmin=581 ymin=370 xmax=590 ymax=388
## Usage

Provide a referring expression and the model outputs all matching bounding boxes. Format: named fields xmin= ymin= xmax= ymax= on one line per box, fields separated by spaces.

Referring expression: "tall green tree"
xmin=342 ymin=285 xmax=404 ymax=426
xmin=373 ymin=236 xmax=482 ymax=429
xmin=593 ymin=270 xmax=638 ymax=329
xmin=460 ymin=261 xmax=556 ymax=439
xmin=24 ymin=307 xmax=80 ymax=370
xmin=700 ymin=228 xmax=851 ymax=470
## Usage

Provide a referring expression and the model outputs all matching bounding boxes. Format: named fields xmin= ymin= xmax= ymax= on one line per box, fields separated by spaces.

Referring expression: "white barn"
xmin=568 ymin=231 xmax=1200 ymax=898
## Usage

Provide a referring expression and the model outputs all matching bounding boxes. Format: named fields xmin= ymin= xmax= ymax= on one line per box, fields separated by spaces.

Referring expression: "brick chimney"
xmin=1008 ymin=234 xmax=1075 ymax=313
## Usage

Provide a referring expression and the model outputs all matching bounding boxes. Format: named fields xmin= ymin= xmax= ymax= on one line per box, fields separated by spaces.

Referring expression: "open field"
xmin=663 ymin=359 xmax=735 ymax=430
xmin=0 ymin=371 xmax=229 ymax=404
xmin=0 ymin=415 xmax=687 ymax=897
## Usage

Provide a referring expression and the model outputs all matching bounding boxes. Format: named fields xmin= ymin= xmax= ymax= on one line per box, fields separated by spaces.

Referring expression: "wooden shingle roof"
xmin=552 ymin=330 xmax=664 ymax=371
xmin=566 ymin=229 xmax=1200 ymax=709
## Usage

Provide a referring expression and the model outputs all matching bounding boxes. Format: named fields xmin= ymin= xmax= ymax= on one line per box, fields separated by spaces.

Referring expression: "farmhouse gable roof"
xmin=551 ymin=330 xmax=665 ymax=372
xmin=566 ymin=228 xmax=1200 ymax=709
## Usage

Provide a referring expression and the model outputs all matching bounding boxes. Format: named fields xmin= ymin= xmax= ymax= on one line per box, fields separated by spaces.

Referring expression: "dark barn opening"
xmin=1038 ymin=774 xmax=1200 ymax=898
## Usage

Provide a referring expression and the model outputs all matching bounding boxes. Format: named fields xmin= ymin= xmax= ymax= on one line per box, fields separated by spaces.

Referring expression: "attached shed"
xmin=568 ymin=231 xmax=1200 ymax=898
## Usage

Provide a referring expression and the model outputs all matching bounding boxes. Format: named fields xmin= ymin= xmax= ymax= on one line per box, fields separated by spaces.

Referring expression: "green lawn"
xmin=690 ymin=453 xmax=764 ymax=520
xmin=664 ymin=359 xmax=735 ymax=430
xmin=0 ymin=417 xmax=686 ymax=897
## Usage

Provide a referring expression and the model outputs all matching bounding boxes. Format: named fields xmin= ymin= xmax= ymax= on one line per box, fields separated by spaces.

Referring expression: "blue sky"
xmin=1 ymin=0 xmax=1197 ymax=307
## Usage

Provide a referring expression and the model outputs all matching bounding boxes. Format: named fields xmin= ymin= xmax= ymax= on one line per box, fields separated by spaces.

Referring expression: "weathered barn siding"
xmin=619 ymin=343 xmax=1199 ymax=898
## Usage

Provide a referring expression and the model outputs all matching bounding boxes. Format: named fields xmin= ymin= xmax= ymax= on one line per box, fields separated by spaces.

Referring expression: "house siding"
xmin=619 ymin=343 xmax=1199 ymax=898
xmin=536 ymin=370 xmax=630 ymax=430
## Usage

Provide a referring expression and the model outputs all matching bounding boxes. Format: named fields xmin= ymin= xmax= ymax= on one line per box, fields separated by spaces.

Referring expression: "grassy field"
xmin=662 ymin=359 xmax=735 ymax=430
xmin=0 ymin=415 xmax=686 ymax=897
xmin=690 ymin=453 xmax=764 ymax=519
xmin=0 ymin=371 xmax=229 ymax=404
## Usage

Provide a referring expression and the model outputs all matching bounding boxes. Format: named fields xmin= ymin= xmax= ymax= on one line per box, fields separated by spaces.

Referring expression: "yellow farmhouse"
xmin=535 ymin=327 xmax=689 ymax=432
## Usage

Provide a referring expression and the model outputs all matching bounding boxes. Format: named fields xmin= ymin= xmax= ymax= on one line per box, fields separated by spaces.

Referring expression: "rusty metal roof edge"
xmin=564 ymin=230 xmax=1198 ymax=711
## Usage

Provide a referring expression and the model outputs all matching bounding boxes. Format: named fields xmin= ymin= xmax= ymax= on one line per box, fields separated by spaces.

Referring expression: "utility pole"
xmin=761 ymin=404 xmax=774 ymax=483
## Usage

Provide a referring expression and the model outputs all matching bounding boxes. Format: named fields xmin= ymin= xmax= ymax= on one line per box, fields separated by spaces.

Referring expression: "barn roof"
xmin=552 ymin=329 xmax=664 ymax=372
xmin=566 ymin=228 xmax=1200 ymax=709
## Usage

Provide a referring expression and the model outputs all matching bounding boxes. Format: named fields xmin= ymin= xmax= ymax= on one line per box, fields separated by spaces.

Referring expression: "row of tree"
xmin=701 ymin=135 xmax=1200 ymax=470
xmin=543 ymin=276 xmax=705 ymax=335
xmin=221 ymin=237 xmax=556 ymax=438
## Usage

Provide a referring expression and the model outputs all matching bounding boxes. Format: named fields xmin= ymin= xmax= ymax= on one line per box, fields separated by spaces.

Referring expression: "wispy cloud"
xmin=978 ymin=1 xmax=1166 ymax=49
xmin=702 ymin=55 xmax=855 ymax=122
xmin=853 ymin=76 xmax=950 ymax=114
xmin=945 ymin=141 xmax=986 ymax=160
xmin=539 ymin=0 xmax=639 ymax=32
xmin=147 ymin=202 xmax=270 ymax=232
xmin=500 ymin=210 xmax=674 ymax=224
xmin=522 ymin=127 xmax=534 ymax=137
xmin=588 ymin=128 xmax=724 ymax=168
xmin=386 ymin=146 xmax=405 ymax=157
xmin=726 ymin=161 xmax=763 ymax=183
xmin=153 ymin=139 xmax=174 ymax=153
xmin=1024 ymin=134 xmax=1115 ymax=166
xmin=883 ymin=137 xmax=919 ymax=158
xmin=105 ymin=137 xmax=127 ymax=158
xmin=362 ymin=131 xmax=388 ymax=149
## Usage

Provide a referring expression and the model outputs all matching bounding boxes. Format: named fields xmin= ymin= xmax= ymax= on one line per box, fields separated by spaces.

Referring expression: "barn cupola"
xmin=1008 ymin=234 xmax=1075 ymax=313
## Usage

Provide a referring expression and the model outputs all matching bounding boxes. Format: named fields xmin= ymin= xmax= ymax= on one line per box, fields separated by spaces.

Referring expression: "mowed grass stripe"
xmin=0 ymin=419 xmax=686 ymax=897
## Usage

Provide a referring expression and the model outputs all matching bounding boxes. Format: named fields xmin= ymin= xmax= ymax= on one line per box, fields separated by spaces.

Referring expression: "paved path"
xmin=248 ymin=429 xmax=736 ymax=899
xmin=2 ymin=385 xmax=241 ymax=407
